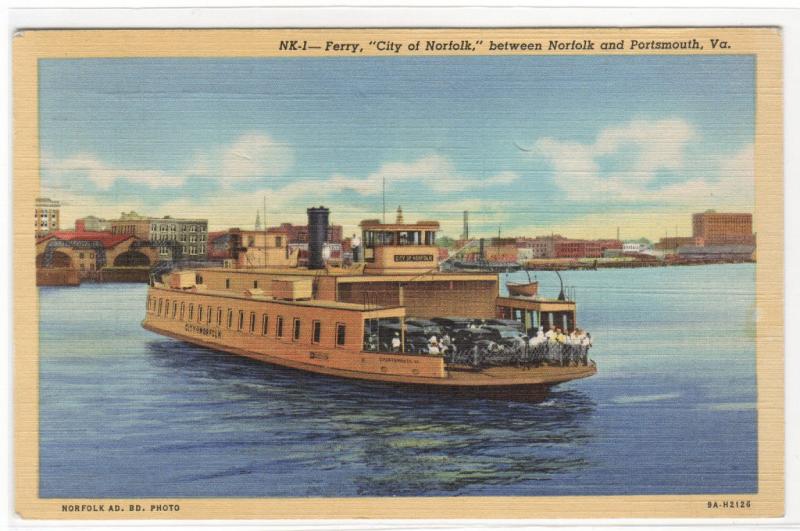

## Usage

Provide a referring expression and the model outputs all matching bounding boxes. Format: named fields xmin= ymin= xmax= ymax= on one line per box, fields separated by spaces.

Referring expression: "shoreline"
xmin=519 ymin=258 xmax=756 ymax=271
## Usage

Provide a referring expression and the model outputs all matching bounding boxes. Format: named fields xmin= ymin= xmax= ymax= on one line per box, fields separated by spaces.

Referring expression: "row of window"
xmin=150 ymin=224 xmax=207 ymax=233
xmin=157 ymin=245 xmax=207 ymax=256
xmin=152 ymin=233 xmax=207 ymax=242
xmin=148 ymin=296 xmax=346 ymax=346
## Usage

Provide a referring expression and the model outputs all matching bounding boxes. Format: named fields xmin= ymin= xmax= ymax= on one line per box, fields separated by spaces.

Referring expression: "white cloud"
xmin=533 ymin=118 xmax=752 ymax=208
xmin=42 ymin=153 xmax=187 ymax=190
xmin=150 ymin=158 xmax=520 ymax=233
xmin=219 ymin=133 xmax=293 ymax=183
xmin=328 ymin=154 xmax=518 ymax=195
xmin=41 ymin=132 xmax=294 ymax=191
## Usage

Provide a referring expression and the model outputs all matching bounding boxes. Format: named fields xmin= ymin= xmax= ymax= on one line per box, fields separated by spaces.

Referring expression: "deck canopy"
xmin=495 ymin=295 xmax=577 ymax=334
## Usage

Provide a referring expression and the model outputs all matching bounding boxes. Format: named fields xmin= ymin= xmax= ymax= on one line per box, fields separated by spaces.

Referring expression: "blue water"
xmin=39 ymin=264 xmax=757 ymax=497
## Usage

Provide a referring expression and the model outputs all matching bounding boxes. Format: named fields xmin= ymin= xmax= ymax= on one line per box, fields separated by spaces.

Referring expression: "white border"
xmin=3 ymin=3 xmax=798 ymax=531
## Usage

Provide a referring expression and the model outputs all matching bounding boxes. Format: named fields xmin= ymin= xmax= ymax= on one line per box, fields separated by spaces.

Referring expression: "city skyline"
xmin=39 ymin=55 xmax=755 ymax=240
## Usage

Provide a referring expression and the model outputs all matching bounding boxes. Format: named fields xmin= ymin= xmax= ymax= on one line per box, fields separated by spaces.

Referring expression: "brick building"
xmin=110 ymin=211 xmax=208 ymax=261
xmin=553 ymin=239 xmax=602 ymax=259
xmin=655 ymin=236 xmax=704 ymax=252
xmin=692 ymin=211 xmax=755 ymax=245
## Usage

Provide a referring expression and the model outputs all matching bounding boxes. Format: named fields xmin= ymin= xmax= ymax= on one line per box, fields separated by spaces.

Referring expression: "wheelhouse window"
xmin=312 ymin=320 xmax=321 ymax=344
xmin=336 ymin=323 xmax=346 ymax=347
xmin=276 ymin=316 xmax=284 ymax=338
xmin=261 ymin=314 xmax=269 ymax=336
xmin=293 ymin=318 xmax=301 ymax=341
xmin=249 ymin=312 xmax=256 ymax=334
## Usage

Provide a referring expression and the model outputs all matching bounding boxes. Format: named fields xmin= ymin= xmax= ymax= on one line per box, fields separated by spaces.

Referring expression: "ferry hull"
xmin=142 ymin=320 xmax=596 ymax=402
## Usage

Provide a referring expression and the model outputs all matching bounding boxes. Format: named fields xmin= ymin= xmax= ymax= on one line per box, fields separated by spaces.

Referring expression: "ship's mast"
xmin=263 ymin=196 xmax=267 ymax=268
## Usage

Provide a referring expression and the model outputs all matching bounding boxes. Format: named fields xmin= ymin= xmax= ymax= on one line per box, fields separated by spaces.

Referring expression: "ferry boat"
xmin=142 ymin=206 xmax=596 ymax=402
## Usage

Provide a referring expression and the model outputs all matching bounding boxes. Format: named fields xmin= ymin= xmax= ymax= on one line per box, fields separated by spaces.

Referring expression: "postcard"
xmin=12 ymin=27 xmax=783 ymax=520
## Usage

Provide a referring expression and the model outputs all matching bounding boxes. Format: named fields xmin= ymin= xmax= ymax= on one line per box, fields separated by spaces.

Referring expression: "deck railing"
xmin=444 ymin=341 xmax=592 ymax=369
xmin=365 ymin=336 xmax=593 ymax=369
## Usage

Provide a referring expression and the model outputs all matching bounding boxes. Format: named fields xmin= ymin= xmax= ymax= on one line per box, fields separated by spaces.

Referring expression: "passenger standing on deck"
xmin=428 ymin=336 xmax=440 ymax=355
xmin=391 ymin=333 xmax=401 ymax=352
xmin=545 ymin=325 xmax=556 ymax=342
xmin=555 ymin=328 xmax=567 ymax=366
xmin=581 ymin=332 xmax=592 ymax=365
xmin=441 ymin=334 xmax=452 ymax=355
xmin=528 ymin=328 xmax=543 ymax=348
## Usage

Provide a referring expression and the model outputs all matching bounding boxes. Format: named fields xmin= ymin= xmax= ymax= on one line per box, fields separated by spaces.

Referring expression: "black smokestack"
xmin=307 ymin=206 xmax=330 ymax=270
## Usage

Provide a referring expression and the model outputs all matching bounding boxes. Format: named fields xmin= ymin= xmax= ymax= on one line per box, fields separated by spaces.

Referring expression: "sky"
xmin=38 ymin=55 xmax=755 ymax=240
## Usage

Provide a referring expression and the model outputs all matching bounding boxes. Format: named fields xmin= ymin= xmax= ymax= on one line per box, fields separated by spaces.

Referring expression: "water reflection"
xmin=145 ymin=339 xmax=596 ymax=495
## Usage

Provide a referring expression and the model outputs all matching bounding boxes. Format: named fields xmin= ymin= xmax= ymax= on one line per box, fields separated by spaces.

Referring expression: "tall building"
xmin=110 ymin=211 xmax=208 ymax=261
xmin=692 ymin=211 xmax=754 ymax=245
xmin=35 ymin=197 xmax=61 ymax=239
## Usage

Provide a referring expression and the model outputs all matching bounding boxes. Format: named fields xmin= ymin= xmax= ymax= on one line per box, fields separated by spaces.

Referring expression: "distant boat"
xmin=449 ymin=260 xmax=522 ymax=273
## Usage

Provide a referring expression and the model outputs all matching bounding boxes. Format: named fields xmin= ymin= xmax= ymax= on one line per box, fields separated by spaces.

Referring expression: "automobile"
xmin=430 ymin=317 xmax=473 ymax=331
xmin=481 ymin=318 xmax=525 ymax=332
xmin=452 ymin=327 xmax=497 ymax=350
xmin=404 ymin=318 xmax=444 ymax=338
xmin=496 ymin=329 xmax=528 ymax=350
